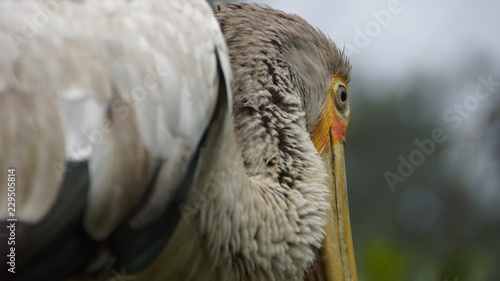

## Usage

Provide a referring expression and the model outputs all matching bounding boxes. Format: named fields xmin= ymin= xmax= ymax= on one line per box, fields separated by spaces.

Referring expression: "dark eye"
xmin=336 ymin=85 xmax=348 ymax=108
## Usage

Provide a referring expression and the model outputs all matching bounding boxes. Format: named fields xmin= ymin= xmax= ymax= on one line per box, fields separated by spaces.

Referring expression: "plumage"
xmin=0 ymin=1 xmax=356 ymax=281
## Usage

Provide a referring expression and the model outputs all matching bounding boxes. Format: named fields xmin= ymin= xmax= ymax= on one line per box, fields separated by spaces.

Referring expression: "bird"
xmin=0 ymin=1 xmax=357 ymax=281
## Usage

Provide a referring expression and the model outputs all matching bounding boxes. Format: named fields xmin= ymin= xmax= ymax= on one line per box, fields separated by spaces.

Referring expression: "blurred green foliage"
xmin=363 ymin=237 xmax=409 ymax=281
xmin=346 ymin=75 xmax=500 ymax=281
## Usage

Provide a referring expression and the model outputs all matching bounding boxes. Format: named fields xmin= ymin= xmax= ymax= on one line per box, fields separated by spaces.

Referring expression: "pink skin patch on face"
xmin=332 ymin=117 xmax=346 ymax=142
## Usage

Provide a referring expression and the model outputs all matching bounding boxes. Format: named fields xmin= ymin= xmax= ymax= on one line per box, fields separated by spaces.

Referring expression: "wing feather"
xmin=0 ymin=0 xmax=231 ymax=252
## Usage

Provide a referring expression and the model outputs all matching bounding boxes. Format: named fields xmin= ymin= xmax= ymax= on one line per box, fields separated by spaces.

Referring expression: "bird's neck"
xmin=159 ymin=58 xmax=330 ymax=280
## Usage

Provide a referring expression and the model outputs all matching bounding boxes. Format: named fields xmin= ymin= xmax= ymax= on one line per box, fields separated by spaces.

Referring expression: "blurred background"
xmin=212 ymin=1 xmax=500 ymax=280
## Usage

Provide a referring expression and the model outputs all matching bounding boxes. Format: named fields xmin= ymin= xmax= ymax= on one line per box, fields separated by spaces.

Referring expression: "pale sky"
xmin=265 ymin=0 xmax=500 ymax=83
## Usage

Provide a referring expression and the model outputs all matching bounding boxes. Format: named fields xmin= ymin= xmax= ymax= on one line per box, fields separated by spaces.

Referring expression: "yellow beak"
xmin=308 ymin=128 xmax=357 ymax=281
xmin=308 ymin=75 xmax=357 ymax=281
xmin=317 ymin=128 xmax=358 ymax=281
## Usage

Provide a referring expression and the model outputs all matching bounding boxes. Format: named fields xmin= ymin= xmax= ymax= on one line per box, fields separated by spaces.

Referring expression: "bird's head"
xmin=216 ymin=4 xmax=357 ymax=280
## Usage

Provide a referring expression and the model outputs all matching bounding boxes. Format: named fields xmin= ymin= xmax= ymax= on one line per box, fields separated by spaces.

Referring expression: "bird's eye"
xmin=335 ymin=85 xmax=348 ymax=109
